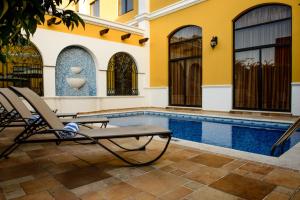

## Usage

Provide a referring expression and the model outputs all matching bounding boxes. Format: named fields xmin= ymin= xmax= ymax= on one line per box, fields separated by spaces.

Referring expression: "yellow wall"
xmin=115 ymin=0 xmax=138 ymax=23
xmin=150 ymin=0 xmax=300 ymax=87
xmin=150 ymin=0 xmax=181 ymax=12
xmin=39 ymin=16 xmax=144 ymax=46
xmin=100 ymin=0 xmax=118 ymax=21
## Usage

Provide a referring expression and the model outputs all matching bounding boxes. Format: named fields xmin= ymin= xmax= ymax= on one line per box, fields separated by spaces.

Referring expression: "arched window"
xmin=107 ymin=52 xmax=138 ymax=96
xmin=234 ymin=4 xmax=292 ymax=112
xmin=169 ymin=26 xmax=202 ymax=107
xmin=0 ymin=43 xmax=44 ymax=95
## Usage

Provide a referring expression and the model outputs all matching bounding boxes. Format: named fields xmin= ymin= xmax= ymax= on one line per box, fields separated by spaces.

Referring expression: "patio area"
xmin=1 ymin=125 xmax=300 ymax=200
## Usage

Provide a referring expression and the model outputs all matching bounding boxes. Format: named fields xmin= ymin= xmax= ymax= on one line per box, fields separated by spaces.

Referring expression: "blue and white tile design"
xmin=56 ymin=46 xmax=96 ymax=96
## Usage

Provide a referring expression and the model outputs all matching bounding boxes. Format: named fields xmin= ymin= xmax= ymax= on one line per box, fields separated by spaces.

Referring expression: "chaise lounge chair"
xmin=0 ymin=87 xmax=171 ymax=166
xmin=0 ymin=93 xmax=26 ymax=131
xmin=0 ymin=88 xmax=109 ymax=132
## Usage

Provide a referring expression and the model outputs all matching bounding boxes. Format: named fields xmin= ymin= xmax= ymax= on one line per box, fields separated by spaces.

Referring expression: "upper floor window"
xmin=119 ymin=0 xmax=133 ymax=15
xmin=90 ymin=0 xmax=100 ymax=17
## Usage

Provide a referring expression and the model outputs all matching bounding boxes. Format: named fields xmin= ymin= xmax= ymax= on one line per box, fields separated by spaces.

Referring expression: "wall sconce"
xmin=99 ymin=28 xmax=109 ymax=36
xmin=210 ymin=36 xmax=218 ymax=49
xmin=139 ymin=38 xmax=149 ymax=45
xmin=121 ymin=33 xmax=131 ymax=40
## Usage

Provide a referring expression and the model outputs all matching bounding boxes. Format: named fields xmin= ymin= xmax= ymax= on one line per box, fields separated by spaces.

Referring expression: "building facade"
xmin=1 ymin=0 xmax=299 ymax=115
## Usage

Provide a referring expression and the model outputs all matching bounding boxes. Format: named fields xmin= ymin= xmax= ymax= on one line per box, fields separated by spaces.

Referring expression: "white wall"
xmin=202 ymin=85 xmax=232 ymax=112
xmin=292 ymin=83 xmax=300 ymax=116
xmin=145 ymin=87 xmax=168 ymax=108
xmin=31 ymin=28 xmax=149 ymax=113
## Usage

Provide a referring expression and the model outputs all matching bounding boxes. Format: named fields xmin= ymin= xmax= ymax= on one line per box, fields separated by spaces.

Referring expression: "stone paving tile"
xmin=189 ymin=153 xmax=234 ymax=168
xmin=127 ymin=170 xmax=189 ymax=196
xmin=0 ymin=163 xmax=42 ymax=182
xmin=71 ymin=180 xmax=107 ymax=196
xmin=263 ymin=168 xmax=300 ymax=189
xmin=239 ymin=162 xmax=274 ymax=175
xmin=0 ymin=176 xmax=34 ymax=187
xmin=168 ymin=160 xmax=204 ymax=173
xmin=26 ymin=148 xmax=63 ymax=159
xmin=4 ymin=186 xmax=25 ymax=200
xmin=158 ymin=186 xmax=192 ymax=200
xmin=19 ymin=144 xmax=44 ymax=152
xmin=82 ymin=182 xmax=142 ymax=200
xmin=291 ymin=190 xmax=300 ymax=200
xmin=20 ymin=176 xmax=62 ymax=194
xmin=184 ymin=165 xmax=228 ymax=185
xmin=185 ymin=186 xmax=241 ymax=200
xmin=210 ymin=173 xmax=275 ymax=200
xmin=49 ymin=186 xmax=79 ymax=200
xmin=166 ymin=149 xmax=200 ymax=162
xmin=2 ymin=184 xmax=21 ymax=194
xmin=264 ymin=191 xmax=290 ymax=200
xmin=123 ymin=191 xmax=156 ymax=200
xmin=47 ymin=152 xmax=79 ymax=164
xmin=274 ymin=186 xmax=295 ymax=196
xmin=183 ymin=181 xmax=205 ymax=191
xmin=170 ymin=169 xmax=187 ymax=176
xmin=222 ymin=160 xmax=247 ymax=171
xmin=106 ymin=167 xmax=146 ymax=181
xmin=0 ymin=155 xmax=32 ymax=169
xmin=53 ymin=166 xmax=111 ymax=189
xmin=0 ymin=188 xmax=4 ymax=200
xmin=13 ymin=191 xmax=54 ymax=200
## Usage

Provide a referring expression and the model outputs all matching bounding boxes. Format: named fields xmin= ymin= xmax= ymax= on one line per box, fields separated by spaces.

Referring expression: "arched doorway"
xmin=0 ymin=43 xmax=44 ymax=95
xmin=56 ymin=46 xmax=96 ymax=96
xmin=233 ymin=4 xmax=292 ymax=111
xmin=107 ymin=52 xmax=138 ymax=96
xmin=169 ymin=26 xmax=202 ymax=107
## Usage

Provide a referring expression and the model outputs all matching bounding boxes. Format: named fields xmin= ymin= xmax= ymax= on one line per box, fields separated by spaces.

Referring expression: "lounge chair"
xmin=0 ymin=87 xmax=171 ymax=166
xmin=0 ymin=88 xmax=109 ymax=131
xmin=0 ymin=93 xmax=26 ymax=131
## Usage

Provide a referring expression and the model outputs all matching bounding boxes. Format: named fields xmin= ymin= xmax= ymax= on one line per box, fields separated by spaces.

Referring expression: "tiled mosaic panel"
xmin=55 ymin=46 xmax=96 ymax=96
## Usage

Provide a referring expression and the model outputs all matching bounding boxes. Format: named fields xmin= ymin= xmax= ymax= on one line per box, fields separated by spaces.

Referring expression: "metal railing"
xmin=271 ymin=117 xmax=300 ymax=156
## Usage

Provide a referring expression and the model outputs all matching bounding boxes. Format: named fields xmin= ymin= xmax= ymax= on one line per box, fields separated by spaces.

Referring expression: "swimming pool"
xmin=95 ymin=111 xmax=300 ymax=157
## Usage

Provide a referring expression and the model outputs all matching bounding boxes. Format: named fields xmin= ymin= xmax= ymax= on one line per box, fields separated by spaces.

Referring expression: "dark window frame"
xmin=119 ymin=0 xmax=133 ymax=15
xmin=107 ymin=52 xmax=138 ymax=96
xmin=232 ymin=4 xmax=292 ymax=112
xmin=90 ymin=0 xmax=100 ymax=17
xmin=168 ymin=25 xmax=203 ymax=107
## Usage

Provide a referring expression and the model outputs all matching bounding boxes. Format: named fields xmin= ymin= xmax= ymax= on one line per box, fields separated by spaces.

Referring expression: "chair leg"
xmin=107 ymin=136 xmax=154 ymax=151
xmin=0 ymin=142 xmax=20 ymax=159
xmin=96 ymin=135 xmax=171 ymax=166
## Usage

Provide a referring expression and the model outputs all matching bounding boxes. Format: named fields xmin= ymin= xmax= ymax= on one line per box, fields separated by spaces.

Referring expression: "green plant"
xmin=0 ymin=0 xmax=85 ymax=63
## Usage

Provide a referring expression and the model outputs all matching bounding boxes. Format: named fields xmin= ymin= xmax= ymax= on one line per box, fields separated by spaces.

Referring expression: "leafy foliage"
xmin=0 ymin=0 xmax=85 ymax=63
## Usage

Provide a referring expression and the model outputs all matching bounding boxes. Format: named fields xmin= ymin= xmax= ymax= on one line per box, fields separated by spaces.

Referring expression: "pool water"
xmin=98 ymin=112 xmax=300 ymax=157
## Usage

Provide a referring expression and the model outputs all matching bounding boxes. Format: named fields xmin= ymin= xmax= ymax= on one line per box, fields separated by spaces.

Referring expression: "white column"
xmin=292 ymin=82 xmax=300 ymax=116
xmin=138 ymin=0 xmax=150 ymax=15
xmin=79 ymin=0 xmax=88 ymax=15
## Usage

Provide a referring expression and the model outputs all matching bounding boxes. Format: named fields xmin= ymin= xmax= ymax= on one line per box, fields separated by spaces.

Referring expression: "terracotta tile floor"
xmin=0 ymin=127 xmax=300 ymax=200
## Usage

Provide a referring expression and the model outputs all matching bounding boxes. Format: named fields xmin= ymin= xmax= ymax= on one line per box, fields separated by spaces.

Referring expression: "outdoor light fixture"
xmin=99 ymin=28 xmax=110 ymax=36
xmin=210 ymin=36 xmax=218 ymax=48
xmin=139 ymin=38 xmax=149 ymax=45
xmin=121 ymin=33 xmax=131 ymax=40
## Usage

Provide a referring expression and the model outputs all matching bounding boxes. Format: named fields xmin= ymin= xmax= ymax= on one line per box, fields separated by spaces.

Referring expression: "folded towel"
xmin=28 ymin=115 xmax=41 ymax=124
xmin=59 ymin=122 xmax=79 ymax=138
